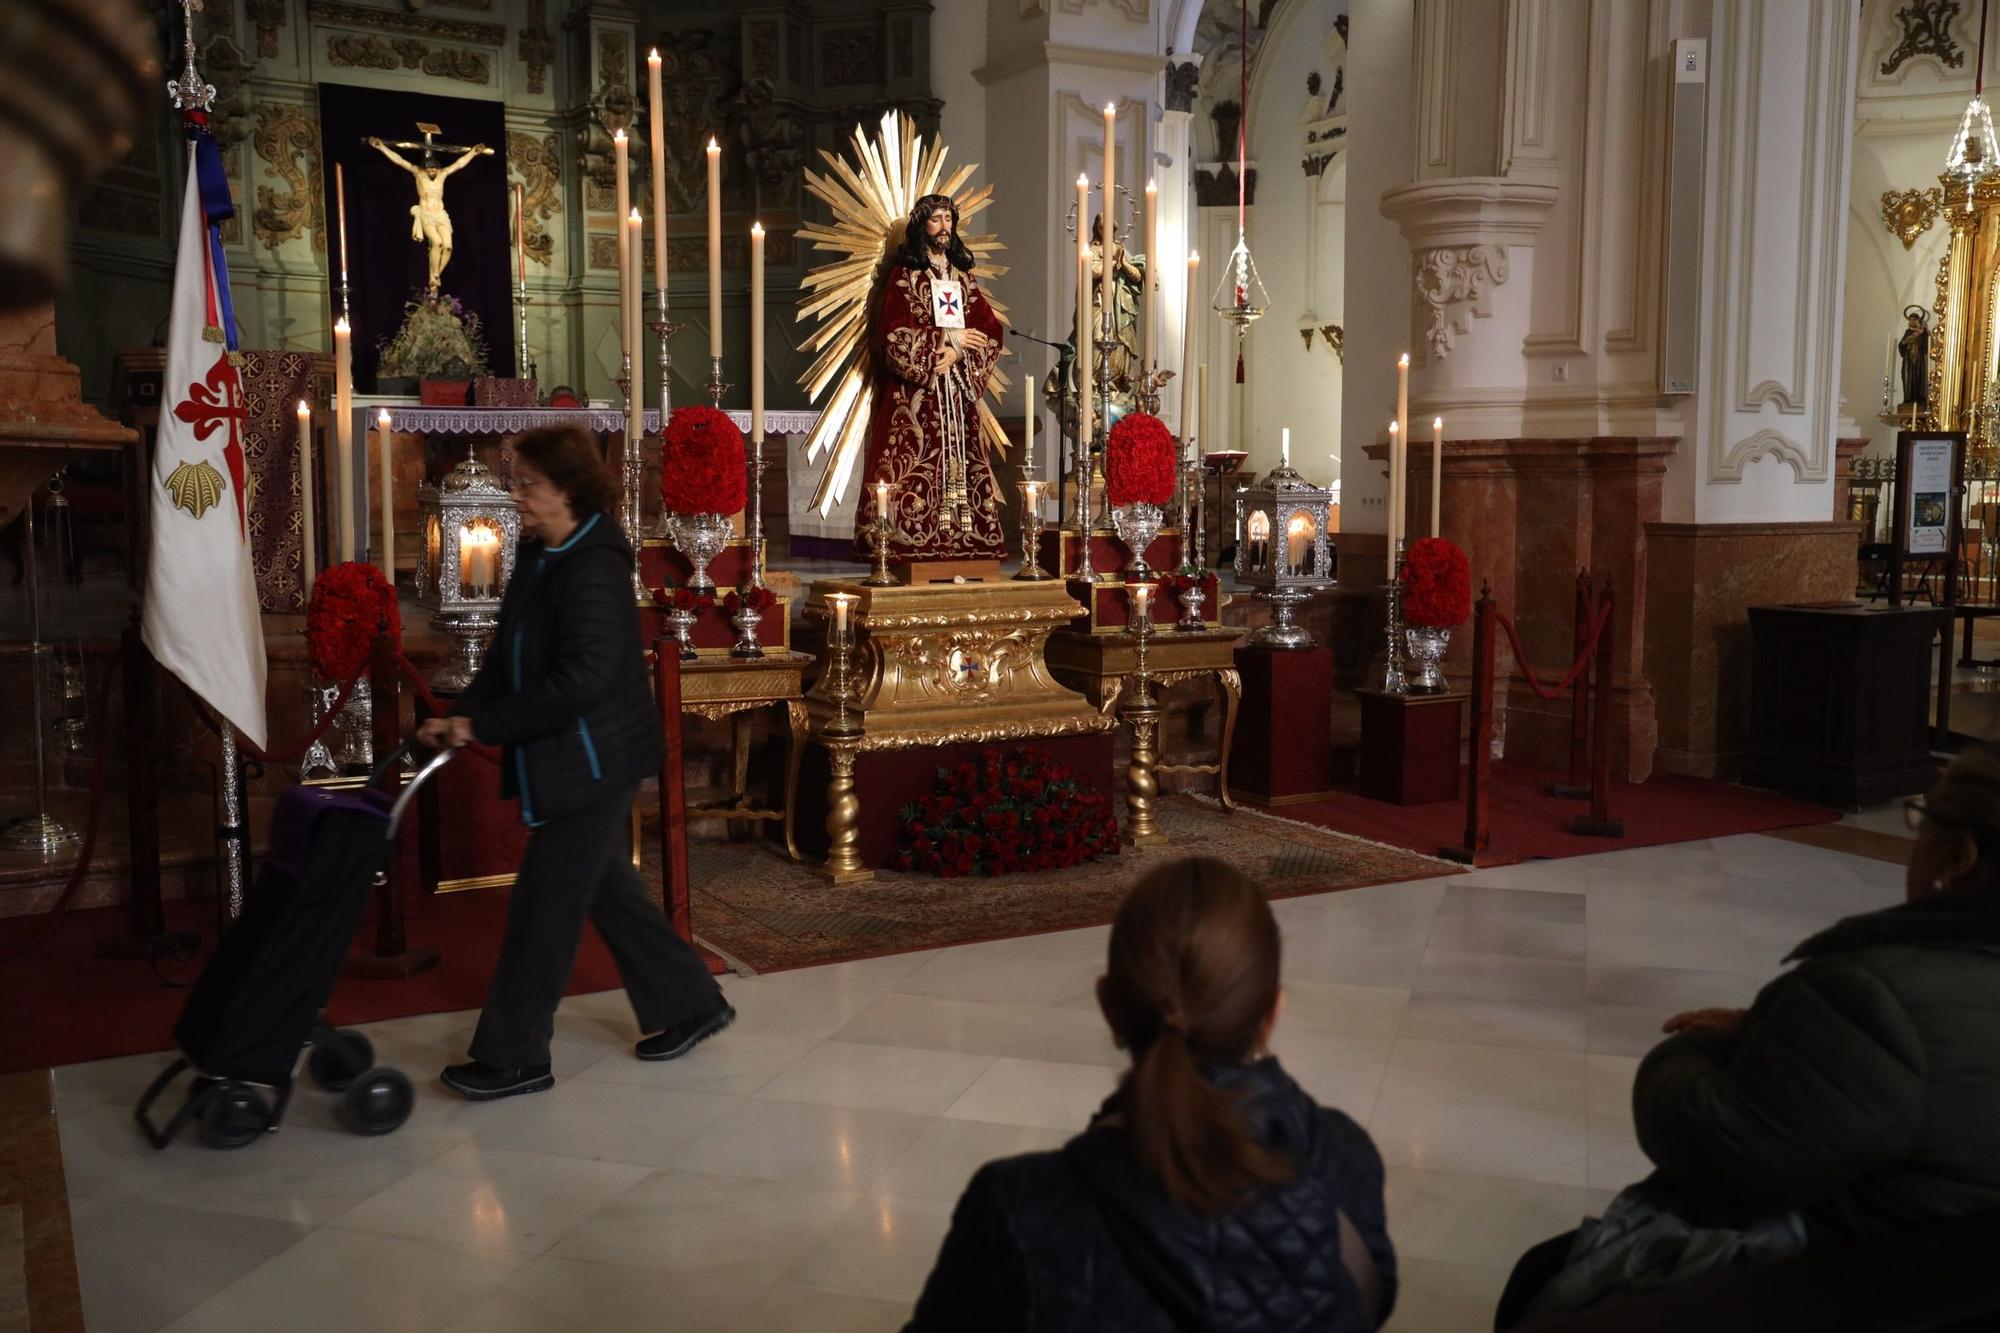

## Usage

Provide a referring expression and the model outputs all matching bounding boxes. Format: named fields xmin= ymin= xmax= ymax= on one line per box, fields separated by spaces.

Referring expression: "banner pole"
xmin=217 ymin=721 xmax=247 ymax=921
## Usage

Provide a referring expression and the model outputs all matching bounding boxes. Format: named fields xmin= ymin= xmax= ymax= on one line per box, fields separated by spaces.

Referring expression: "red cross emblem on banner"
xmin=937 ymin=289 xmax=961 ymax=318
xmin=172 ymin=352 xmax=248 ymax=536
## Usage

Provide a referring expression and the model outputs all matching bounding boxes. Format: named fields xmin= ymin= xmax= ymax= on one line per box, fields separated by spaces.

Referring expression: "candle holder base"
xmin=667 ymin=607 xmax=699 ymax=662
xmin=0 ymin=812 xmax=81 ymax=855
xmin=705 ymin=355 xmax=729 ymax=409
xmin=1175 ymin=580 xmax=1207 ymax=631
xmin=862 ymin=517 xmax=901 ymax=587
xmin=432 ymin=612 xmax=498 ymax=693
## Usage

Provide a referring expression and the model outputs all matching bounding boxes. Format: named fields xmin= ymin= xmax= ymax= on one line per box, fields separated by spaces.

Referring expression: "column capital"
xmin=1378 ymin=176 xmax=1557 ymax=250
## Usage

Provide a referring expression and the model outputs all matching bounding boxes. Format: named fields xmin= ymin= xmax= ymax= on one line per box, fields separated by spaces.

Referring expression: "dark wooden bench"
xmin=1523 ymin=1209 xmax=2000 ymax=1333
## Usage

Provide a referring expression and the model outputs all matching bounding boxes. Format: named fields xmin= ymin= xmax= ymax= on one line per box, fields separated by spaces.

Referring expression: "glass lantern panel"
xmin=1247 ymin=509 xmax=1272 ymax=572
xmin=1285 ymin=510 xmax=1318 ymax=576
xmin=424 ymin=513 xmax=442 ymax=585
xmin=459 ymin=517 xmax=502 ymax=600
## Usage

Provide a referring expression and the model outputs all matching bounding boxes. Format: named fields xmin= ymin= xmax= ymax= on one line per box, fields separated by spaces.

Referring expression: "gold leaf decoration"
xmin=1881 ymin=187 xmax=1943 ymax=251
xmin=165 ymin=460 xmax=228 ymax=519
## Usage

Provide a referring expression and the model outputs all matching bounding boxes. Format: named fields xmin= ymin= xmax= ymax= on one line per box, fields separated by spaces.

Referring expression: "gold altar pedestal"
xmin=802 ymin=580 xmax=1115 ymax=748
xmin=678 ymin=652 xmax=811 ymax=861
xmin=1931 ymin=171 xmax=2000 ymax=446
xmin=1046 ymin=627 xmax=1246 ymax=813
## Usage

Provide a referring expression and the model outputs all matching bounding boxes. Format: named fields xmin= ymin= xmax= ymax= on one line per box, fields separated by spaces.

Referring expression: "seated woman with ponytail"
xmin=906 ymin=857 xmax=1396 ymax=1332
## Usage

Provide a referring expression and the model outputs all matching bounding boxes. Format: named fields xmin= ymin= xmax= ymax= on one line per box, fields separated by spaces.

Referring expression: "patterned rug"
xmin=640 ymin=797 xmax=1459 ymax=975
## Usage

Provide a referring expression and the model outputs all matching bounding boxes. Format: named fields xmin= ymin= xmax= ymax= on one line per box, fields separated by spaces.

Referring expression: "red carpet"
xmin=0 ymin=889 xmax=628 ymax=1075
xmin=1275 ymin=759 xmax=1839 ymax=864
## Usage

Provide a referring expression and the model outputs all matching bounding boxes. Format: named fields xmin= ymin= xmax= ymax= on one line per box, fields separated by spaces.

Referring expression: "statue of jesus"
xmin=366 ymin=132 xmax=493 ymax=294
xmin=858 ymin=194 xmax=1006 ymax=562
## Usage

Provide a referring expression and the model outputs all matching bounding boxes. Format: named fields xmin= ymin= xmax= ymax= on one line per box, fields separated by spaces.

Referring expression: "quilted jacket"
xmin=905 ymin=1058 xmax=1396 ymax=1333
xmin=1633 ymin=888 xmax=2000 ymax=1241
xmin=455 ymin=512 xmax=662 ymax=825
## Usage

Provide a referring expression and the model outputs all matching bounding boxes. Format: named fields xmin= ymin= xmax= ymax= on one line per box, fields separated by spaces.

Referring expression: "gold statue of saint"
xmin=366 ymin=123 xmax=493 ymax=294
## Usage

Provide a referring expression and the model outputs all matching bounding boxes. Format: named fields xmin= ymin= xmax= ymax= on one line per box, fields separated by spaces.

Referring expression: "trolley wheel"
xmin=196 ymin=1084 xmax=272 ymax=1150
xmin=339 ymin=1069 xmax=413 ymax=1137
xmin=308 ymin=1030 xmax=376 ymax=1093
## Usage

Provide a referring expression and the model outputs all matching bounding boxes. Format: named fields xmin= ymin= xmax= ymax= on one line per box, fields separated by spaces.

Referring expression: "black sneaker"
xmin=440 ymin=1060 xmax=554 ymax=1101
xmin=635 ymin=1003 xmax=736 ymax=1062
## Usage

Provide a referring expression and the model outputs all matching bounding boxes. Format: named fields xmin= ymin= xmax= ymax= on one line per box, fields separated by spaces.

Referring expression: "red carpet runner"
xmin=1275 ymin=759 xmax=1838 ymax=864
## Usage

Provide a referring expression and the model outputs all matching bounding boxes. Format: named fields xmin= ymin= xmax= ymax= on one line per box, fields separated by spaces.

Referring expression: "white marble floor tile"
xmin=1279 ymin=940 xmax=1429 ymax=989
xmin=1583 ymin=963 xmax=1767 ymax=1010
xmin=1380 ymin=1039 xmax=1587 ymax=1114
xmin=1424 ymin=913 xmax=1586 ymax=961
xmin=467 ymin=1079 xmax=742 ymax=1167
xmin=1436 ymin=883 xmax=1586 ymax=923
xmin=732 ymin=1281 xmax=917 ymax=1333
xmin=885 ymin=951 xmax=1101 ymax=1007
xmin=671 ymin=1097 xmax=939 ymax=1191
xmin=752 ymin=1040 xmax=994 ymax=1115
xmin=161 ymin=1224 xmax=526 ymax=1333
xmin=50 ymin=1051 xmax=166 ymax=1116
xmin=874 ymin=1116 xmax=1072 ymax=1202
xmin=1395 ymin=994 xmax=1587 ymax=1052
xmin=332 ymin=1142 xmax=653 ymax=1255
xmin=69 ymin=1197 xmax=309 ymax=1333
xmin=1384 ymin=1256 xmax=1512 ymax=1333
xmin=830 ymin=991 xmax=1121 ymax=1067
xmin=719 ymin=981 xmax=882 ymax=1040
xmin=1382 ymin=1165 xmax=1598 ymax=1271
xmin=1267 ymin=1028 xmax=1394 ymax=1120
xmin=943 ymin=1056 xmax=1118 ymax=1130
xmin=783 ymin=1191 xmax=956 ymax=1304
xmin=1276 ymin=979 xmax=1410 ymax=1038
xmin=1586 ymin=1002 xmax=1675 ymax=1057
xmin=1368 ymin=1094 xmax=1589 ymax=1186
xmin=550 ymin=1170 xmax=861 ymax=1274
xmin=439 ymin=1253 xmax=769 ymax=1333
xmin=571 ymin=1030 xmax=821 ymax=1097
xmin=1412 ymin=947 xmax=1586 ymax=1004
xmin=1586 ymin=1053 xmax=1640 ymax=1120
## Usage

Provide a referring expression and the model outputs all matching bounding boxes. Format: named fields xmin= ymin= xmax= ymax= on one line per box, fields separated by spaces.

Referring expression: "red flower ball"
xmin=1106 ymin=412 xmax=1177 ymax=508
xmin=661 ymin=405 xmax=747 ymax=516
xmin=306 ymin=561 xmax=402 ymax=682
xmin=1402 ymin=537 xmax=1472 ymax=628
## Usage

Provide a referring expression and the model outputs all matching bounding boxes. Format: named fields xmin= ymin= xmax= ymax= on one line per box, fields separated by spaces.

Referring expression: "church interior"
xmin=7 ymin=0 xmax=2000 ymax=1328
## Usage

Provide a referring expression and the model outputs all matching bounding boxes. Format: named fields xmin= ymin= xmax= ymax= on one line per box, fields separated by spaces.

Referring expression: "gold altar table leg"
xmin=783 ymin=700 xmax=807 ymax=862
xmin=1217 ymin=667 xmax=1242 ymax=813
xmin=728 ymin=710 xmax=753 ymax=842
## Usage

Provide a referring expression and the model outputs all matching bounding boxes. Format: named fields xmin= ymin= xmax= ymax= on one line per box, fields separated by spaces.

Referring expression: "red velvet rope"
xmin=391 ymin=653 xmax=501 ymax=767
xmin=1492 ymin=601 xmax=1612 ymax=702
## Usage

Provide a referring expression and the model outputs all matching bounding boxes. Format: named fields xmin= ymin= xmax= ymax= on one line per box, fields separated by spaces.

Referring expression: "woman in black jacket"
xmin=906 ymin=856 xmax=1397 ymax=1333
xmin=417 ymin=426 xmax=732 ymax=1100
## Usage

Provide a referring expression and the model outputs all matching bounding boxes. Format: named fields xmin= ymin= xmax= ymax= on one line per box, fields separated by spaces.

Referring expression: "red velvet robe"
xmin=856 ymin=261 xmax=1007 ymax=561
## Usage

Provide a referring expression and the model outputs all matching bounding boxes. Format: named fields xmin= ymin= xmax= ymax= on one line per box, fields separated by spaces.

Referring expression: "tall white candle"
xmin=335 ymin=164 xmax=349 ymax=294
xmin=296 ymin=401 xmax=316 ymax=593
xmin=647 ymin=50 xmax=669 ymax=292
xmin=376 ymin=408 xmax=394 ymax=582
xmin=1281 ymin=426 xmax=1291 ymax=470
xmin=1024 ymin=383 xmax=1035 ymax=476
xmin=1430 ymin=415 xmax=1443 ymax=538
xmin=1077 ymin=231 xmax=1093 ymax=448
xmin=1179 ymin=250 xmax=1199 ymax=438
xmin=1392 ymin=418 xmax=1408 ymax=556
xmin=828 ymin=591 xmax=852 ymax=637
xmin=750 ymin=221 xmax=765 ymax=446
xmin=1142 ymin=178 xmax=1158 ymax=374
xmin=628 ymin=209 xmax=645 ymax=450
xmin=706 ymin=137 xmax=723 ymax=360
xmin=1102 ymin=102 xmax=1117 ymax=252
xmin=333 ymin=317 xmax=354 ymax=563
xmin=614 ymin=130 xmax=631 ymax=352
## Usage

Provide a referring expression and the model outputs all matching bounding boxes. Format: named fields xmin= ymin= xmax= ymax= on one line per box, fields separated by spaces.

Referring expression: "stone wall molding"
xmin=1381 ymin=177 xmax=1555 ymax=361
xmin=250 ymin=101 xmax=323 ymax=255
xmin=1713 ymin=427 xmax=1824 ymax=484
xmin=306 ymin=1 xmax=505 ymax=48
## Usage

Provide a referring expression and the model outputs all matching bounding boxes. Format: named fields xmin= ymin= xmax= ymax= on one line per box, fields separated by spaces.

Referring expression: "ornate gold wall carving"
xmin=306 ymin=1 xmax=505 ymax=47
xmin=326 ymin=32 xmax=489 ymax=82
xmin=326 ymin=32 xmax=398 ymax=70
xmin=506 ymin=129 xmax=562 ymax=267
xmin=1882 ymin=187 xmax=1942 ymax=250
xmin=250 ymin=101 xmax=325 ymax=254
xmin=518 ymin=0 xmax=554 ymax=94
xmin=246 ymin=0 xmax=285 ymax=58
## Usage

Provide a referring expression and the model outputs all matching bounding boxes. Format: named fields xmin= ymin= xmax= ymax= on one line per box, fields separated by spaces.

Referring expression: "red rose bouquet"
xmin=1106 ymin=413 xmax=1176 ymax=508
xmin=723 ymin=586 xmax=778 ymax=613
xmin=896 ymin=745 xmax=1120 ymax=878
xmin=661 ymin=405 xmax=747 ymax=516
xmin=654 ymin=583 xmax=716 ymax=612
xmin=306 ymin=561 xmax=402 ymax=681
xmin=1401 ymin=537 xmax=1472 ymax=628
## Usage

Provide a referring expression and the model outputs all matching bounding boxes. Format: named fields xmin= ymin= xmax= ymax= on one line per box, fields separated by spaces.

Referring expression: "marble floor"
xmin=49 ymin=826 xmax=1911 ymax=1333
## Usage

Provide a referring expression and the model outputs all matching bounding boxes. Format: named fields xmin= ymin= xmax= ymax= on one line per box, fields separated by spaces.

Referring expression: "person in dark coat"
xmin=906 ymin=856 xmax=1396 ymax=1333
xmin=417 ymin=425 xmax=732 ymax=1101
xmin=1495 ymin=744 xmax=2000 ymax=1326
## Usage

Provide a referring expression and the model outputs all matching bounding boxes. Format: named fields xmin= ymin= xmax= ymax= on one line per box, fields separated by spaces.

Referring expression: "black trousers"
xmin=1494 ymin=1228 xmax=1580 ymax=1331
xmin=470 ymin=784 xmax=721 ymax=1068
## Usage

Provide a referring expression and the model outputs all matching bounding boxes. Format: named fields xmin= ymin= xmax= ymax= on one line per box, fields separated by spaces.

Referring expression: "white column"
xmin=1675 ymin=0 xmax=1859 ymax=523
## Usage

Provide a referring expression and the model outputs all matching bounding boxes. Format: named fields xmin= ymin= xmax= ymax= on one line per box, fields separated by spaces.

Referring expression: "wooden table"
xmin=677 ymin=652 xmax=812 ymax=859
xmin=1046 ymin=627 xmax=1245 ymax=810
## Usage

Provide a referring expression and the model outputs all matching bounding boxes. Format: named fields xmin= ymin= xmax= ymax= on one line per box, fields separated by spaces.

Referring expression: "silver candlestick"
xmin=1015 ymin=481 xmax=1051 ymax=580
xmin=1381 ymin=538 xmax=1409 ymax=694
xmin=706 ymin=355 xmax=728 ymax=409
xmin=650 ymin=293 xmax=682 ymax=539
xmin=618 ymin=352 xmax=646 ymax=599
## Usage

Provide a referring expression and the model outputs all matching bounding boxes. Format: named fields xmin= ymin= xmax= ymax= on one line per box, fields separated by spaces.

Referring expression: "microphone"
xmin=1002 ymin=325 xmax=1075 ymax=358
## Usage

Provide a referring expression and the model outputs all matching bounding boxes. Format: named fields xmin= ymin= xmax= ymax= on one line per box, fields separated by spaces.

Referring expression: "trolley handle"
xmin=371 ymin=738 xmax=458 ymax=841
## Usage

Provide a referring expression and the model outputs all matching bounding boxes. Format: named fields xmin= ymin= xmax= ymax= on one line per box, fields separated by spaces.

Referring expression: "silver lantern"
xmin=1233 ymin=461 xmax=1334 ymax=649
xmin=416 ymin=447 xmax=521 ymax=690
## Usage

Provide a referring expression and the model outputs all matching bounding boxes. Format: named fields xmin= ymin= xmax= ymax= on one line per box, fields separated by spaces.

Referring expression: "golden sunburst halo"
xmin=796 ymin=111 xmax=1011 ymax=515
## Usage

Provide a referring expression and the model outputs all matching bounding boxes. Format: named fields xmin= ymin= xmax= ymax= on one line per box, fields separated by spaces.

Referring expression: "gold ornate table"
xmin=677 ymin=651 xmax=812 ymax=860
xmin=1044 ymin=626 xmax=1246 ymax=811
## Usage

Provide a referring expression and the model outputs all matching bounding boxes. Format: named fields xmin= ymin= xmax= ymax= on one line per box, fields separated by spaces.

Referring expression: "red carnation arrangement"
xmin=1401 ymin=537 xmax=1472 ymax=628
xmin=1105 ymin=412 xmax=1176 ymax=508
xmin=723 ymin=586 xmax=778 ymax=613
xmin=306 ymin=562 xmax=402 ymax=681
xmin=661 ymin=405 xmax=747 ymax=516
xmin=896 ymin=745 xmax=1120 ymax=878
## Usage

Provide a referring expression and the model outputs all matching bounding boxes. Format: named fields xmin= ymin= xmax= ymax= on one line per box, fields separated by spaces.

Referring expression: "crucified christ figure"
xmin=366 ymin=133 xmax=493 ymax=294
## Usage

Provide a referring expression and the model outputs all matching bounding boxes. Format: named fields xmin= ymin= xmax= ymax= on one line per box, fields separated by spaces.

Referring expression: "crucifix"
xmin=365 ymin=121 xmax=494 ymax=295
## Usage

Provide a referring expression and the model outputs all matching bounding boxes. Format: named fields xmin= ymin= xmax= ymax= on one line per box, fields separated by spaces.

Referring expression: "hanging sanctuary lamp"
xmin=1211 ymin=0 xmax=1270 ymax=384
xmin=1947 ymin=0 xmax=1999 ymax=212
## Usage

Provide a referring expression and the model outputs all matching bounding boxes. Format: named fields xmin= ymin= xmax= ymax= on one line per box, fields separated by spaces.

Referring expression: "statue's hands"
xmin=960 ymin=329 xmax=994 ymax=356
xmin=478 ymin=145 xmax=495 ymax=155
xmin=937 ymin=342 xmax=963 ymax=377
xmin=367 ymin=136 xmax=384 ymax=148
